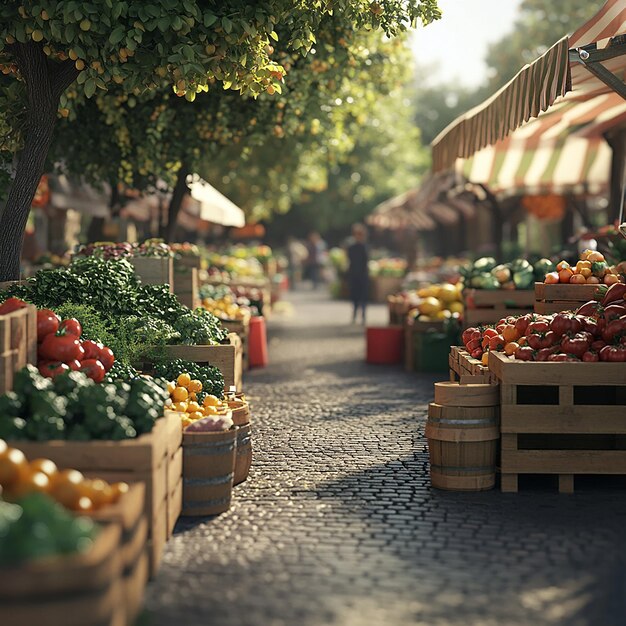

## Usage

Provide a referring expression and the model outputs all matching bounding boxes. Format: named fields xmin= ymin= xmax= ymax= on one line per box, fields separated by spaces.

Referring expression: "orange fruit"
xmin=504 ymin=341 xmax=519 ymax=356
xmin=0 ymin=447 xmax=30 ymax=488
xmin=172 ymin=386 xmax=189 ymax=402
xmin=203 ymin=405 xmax=218 ymax=416
xmin=167 ymin=381 xmax=176 ymax=394
xmin=172 ymin=401 xmax=188 ymax=413
xmin=188 ymin=379 xmax=203 ymax=393
xmin=177 ymin=373 xmax=191 ymax=389
xmin=188 ymin=392 xmax=197 ymax=402
xmin=188 ymin=411 xmax=204 ymax=421
xmin=29 ymin=458 xmax=58 ymax=479
xmin=187 ymin=401 xmax=201 ymax=413
xmin=558 ymin=268 xmax=573 ymax=283
xmin=86 ymin=479 xmax=114 ymax=509
xmin=6 ymin=470 xmax=50 ymax=499
xmin=203 ymin=394 xmax=220 ymax=408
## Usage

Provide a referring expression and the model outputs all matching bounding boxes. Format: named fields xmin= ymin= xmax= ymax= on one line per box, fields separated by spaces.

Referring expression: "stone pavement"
xmin=144 ymin=290 xmax=626 ymax=626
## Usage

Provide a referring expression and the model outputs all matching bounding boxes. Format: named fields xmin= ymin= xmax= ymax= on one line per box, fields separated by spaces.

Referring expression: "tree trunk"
xmin=164 ymin=163 xmax=190 ymax=243
xmin=0 ymin=42 xmax=78 ymax=281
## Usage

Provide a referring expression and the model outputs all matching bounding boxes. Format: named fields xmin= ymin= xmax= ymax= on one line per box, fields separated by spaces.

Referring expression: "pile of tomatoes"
xmin=462 ymin=283 xmax=626 ymax=363
xmin=544 ymin=250 xmax=621 ymax=286
xmin=37 ymin=309 xmax=115 ymax=383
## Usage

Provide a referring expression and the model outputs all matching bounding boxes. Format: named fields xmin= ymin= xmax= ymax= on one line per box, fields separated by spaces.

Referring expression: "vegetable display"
xmin=461 ymin=284 xmax=626 ymax=363
xmin=166 ymin=372 xmax=230 ymax=430
xmin=0 ymin=366 xmax=169 ymax=441
xmin=155 ymin=360 xmax=225 ymax=401
xmin=0 ymin=493 xmax=97 ymax=567
xmin=0 ymin=440 xmax=129 ymax=512
xmin=74 ymin=238 xmax=173 ymax=260
xmin=544 ymin=250 xmax=622 ymax=286
xmin=461 ymin=257 xmax=550 ymax=290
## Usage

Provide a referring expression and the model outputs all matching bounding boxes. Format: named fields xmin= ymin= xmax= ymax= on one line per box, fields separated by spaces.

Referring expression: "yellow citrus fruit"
xmin=167 ymin=381 xmax=176 ymax=394
xmin=172 ymin=401 xmax=188 ymax=413
xmin=203 ymin=395 xmax=220 ymax=408
xmin=188 ymin=411 xmax=204 ymax=421
xmin=177 ymin=373 xmax=191 ymax=388
xmin=172 ymin=386 xmax=189 ymax=402
xmin=188 ymin=392 xmax=197 ymax=402
xmin=203 ymin=405 xmax=218 ymax=416
xmin=187 ymin=401 xmax=201 ymax=413
xmin=188 ymin=379 xmax=203 ymax=393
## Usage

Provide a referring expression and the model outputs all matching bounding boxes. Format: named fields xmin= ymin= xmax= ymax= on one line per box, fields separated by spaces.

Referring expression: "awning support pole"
xmin=570 ymin=41 xmax=626 ymax=100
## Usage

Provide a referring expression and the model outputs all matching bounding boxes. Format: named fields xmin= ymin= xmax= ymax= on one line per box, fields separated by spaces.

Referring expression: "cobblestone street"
xmin=145 ymin=290 xmax=626 ymax=626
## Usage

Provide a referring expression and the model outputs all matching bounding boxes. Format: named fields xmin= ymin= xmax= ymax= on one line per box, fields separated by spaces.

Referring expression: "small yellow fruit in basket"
xmin=177 ymin=373 xmax=191 ymax=388
xmin=172 ymin=386 xmax=189 ymax=402
xmin=188 ymin=411 xmax=204 ymax=421
xmin=203 ymin=394 xmax=220 ymax=407
xmin=188 ymin=379 xmax=203 ymax=393
xmin=203 ymin=405 xmax=218 ymax=416
xmin=187 ymin=401 xmax=201 ymax=413
xmin=172 ymin=401 xmax=188 ymax=413
xmin=167 ymin=381 xmax=176 ymax=394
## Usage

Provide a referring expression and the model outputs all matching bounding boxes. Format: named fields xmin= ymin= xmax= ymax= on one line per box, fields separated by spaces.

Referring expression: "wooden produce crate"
xmin=222 ymin=317 xmax=250 ymax=371
xmin=489 ymin=351 xmax=626 ymax=493
xmin=0 ymin=524 xmax=124 ymax=626
xmin=387 ymin=296 xmax=411 ymax=325
xmin=0 ymin=304 xmax=37 ymax=393
xmin=89 ymin=483 xmax=148 ymax=624
xmin=163 ymin=333 xmax=243 ymax=392
xmin=534 ymin=282 xmax=600 ymax=315
xmin=463 ymin=289 xmax=534 ymax=327
xmin=404 ymin=319 xmax=445 ymax=372
xmin=130 ymin=257 xmax=174 ymax=292
xmin=175 ymin=254 xmax=202 ymax=270
xmin=165 ymin=412 xmax=183 ymax=538
xmin=370 ymin=275 xmax=404 ymax=304
xmin=448 ymin=346 xmax=496 ymax=384
xmin=13 ymin=413 xmax=177 ymax=576
xmin=173 ymin=266 xmax=200 ymax=310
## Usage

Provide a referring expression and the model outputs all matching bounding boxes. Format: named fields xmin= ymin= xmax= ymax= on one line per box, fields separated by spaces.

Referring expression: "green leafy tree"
xmin=0 ymin=0 xmax=441 ymax=280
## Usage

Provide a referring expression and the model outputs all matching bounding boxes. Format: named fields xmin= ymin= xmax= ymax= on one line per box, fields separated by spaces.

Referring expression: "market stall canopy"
xmin=187 ymin=175 xmax=245 ymax=227
xmin=458 ymin=91 xmax=626 ymax=198
xmin=431 ymin=0 xmax=626 ymax=172
xmin=48 ymin=175 xmax=111 ymax=218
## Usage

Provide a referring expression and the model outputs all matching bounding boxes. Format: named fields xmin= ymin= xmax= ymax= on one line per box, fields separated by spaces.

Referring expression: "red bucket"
xmin=249 ymin=315 xmax=269 ymax=368
xmin=366 ymin=326 xmax=404 ymax=364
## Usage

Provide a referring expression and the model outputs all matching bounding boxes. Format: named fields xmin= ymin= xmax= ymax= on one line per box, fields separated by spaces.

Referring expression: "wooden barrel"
xmin=234 ymin=423 xmax=252 ymax=485
xmin=182 ymin=428 xmax=237 ymax=516
xmin=228 ymin=400 xmax=251 ymax=426
xmin=426 ymin=402 xmax=499 ymax=491
xmin=434 ymin=381 xmax=499 ymax=407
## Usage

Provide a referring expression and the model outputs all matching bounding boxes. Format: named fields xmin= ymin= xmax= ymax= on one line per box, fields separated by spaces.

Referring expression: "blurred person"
xmin=304 ymin=231 xmax=326 ymax=289
xmin=286 ymin=236 xmax=307 ymax=290
xmin=347 ymin=223 xmax=369 ymax=324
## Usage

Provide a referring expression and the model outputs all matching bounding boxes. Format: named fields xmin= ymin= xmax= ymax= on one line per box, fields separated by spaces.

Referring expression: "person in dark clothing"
xmin=347 ymin=223 xmax=369 ymax=324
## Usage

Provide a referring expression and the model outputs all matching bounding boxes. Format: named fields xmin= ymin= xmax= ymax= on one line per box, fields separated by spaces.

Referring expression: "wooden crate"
xmin=174 ymin=266 xmax=200 ymax=310
xmin=463 ymin=289 xmax=534 ymax=327
xmin=489 ymin=351 xmax=626 ymax=493
xmin=175 ymin=254 xmax=202 ymax=270
xmin=89 ymin=483 xmax=148 ymax=624
xmin=448 ymin=346 xmax=495 ymax=384
xmin=13 ymin=413 xmax=177 ymax=576
xmin=534 ymin=282 xmax=600 ymax=315
xmin=222 ymin=316 xmax=250 ymax=371
xmin=370 ymin=275 xmax=404 ymax=304
xmin=165 ymin=412 xmax=183 ymax=538
xmin=130 ymin=257 xmax=174 ymax=292
xmin=0 ymin=523 xmax=124 ymax=626
xmin=163 ymin=333 xmax=243 ymax=392
xmin=0 ymin=304 xmax=37 ymax=381
xmin=404 ymin=319 xmax=445 ymax=372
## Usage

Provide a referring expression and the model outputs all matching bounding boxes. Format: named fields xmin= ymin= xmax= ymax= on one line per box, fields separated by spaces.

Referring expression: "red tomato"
xmin=547 ymin=353 xmax=580 ymax=362
xmin=582 ymin=351 xmax=599 ymax=362
xmin=0 ymin=297 xmax=29 ymax=315
xmin=470 ymin=348 xmax=483 ymax=359
xmin=82 ymin=340 xmax=103 ymax=360
xmin=514 ymin=346 xmax=535 ymax=361
xmin=483 ymin=328 xmax=498 ymax=339
xmin=59 ymin=318 xmax=82 ymax=338
xmin=462 ymin=328 xmax=478 ymax=347
xmin=591 ymin=339 xmax=606 ymax=352
xmin=66 ymin=359 xmax=82 ymax=371
xmin=527 ymin=320 xmax=550 ymax=335
xmin=39 ymin=334 xmax=82 ymax=362
xmin=466 ymin=339 xmax=481 ymax=352
xmin=79 ymin=359 xmax=106 ymax=383
xmin=599 ymin=345 xmax=626 ymax=362
xmin=36 ymin=309 xmax=60 ymax=342
xmin=98 ymin=347 xmax=115 ymax=372
xmin=488 ymin=334 xmax=505 ymax=352
xmin=560 ymin=333 xmax=591 ymax=358
xmin=38 ymin=361 xmax=70 ymax=378
xmin=535 ymin=346 xmax=559 ymax=361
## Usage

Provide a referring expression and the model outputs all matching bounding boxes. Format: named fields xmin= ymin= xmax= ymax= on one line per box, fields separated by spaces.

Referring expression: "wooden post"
xmin=605 ymin=128 xmax=626 ymax=224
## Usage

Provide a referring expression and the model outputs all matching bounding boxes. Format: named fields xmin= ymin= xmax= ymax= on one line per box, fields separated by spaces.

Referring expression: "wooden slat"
xmin=464 ymin=289 xmax=535 ymax=307
xmin=502 ymin=450 xmax=626 ymax=474
xmin=534 ymin=282 xmax=600 ymax=301
xmin=501 ymin=406 xmax=626 ymax=433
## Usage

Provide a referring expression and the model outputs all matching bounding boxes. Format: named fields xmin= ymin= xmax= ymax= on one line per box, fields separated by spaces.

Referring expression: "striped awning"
xmin=458 ymin=91 xmax=626 ymax=198
xmin=432 ymin=0 xmax=626 ymax=172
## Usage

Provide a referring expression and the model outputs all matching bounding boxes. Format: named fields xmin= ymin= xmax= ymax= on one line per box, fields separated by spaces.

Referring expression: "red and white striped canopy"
xmin=432 ymin=0 xmax=626 ymax=172
xmin=457 ymin=91 xmax=626 ymax=198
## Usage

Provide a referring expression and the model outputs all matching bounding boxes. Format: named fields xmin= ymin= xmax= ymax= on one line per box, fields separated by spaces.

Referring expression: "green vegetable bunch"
xmin=0 ymin=494 xmax=97 ymax=567
xmin=154 ymin=359 xmax=225 ymax=400
xmin=0 ymin=366 xmax=169 ymax=442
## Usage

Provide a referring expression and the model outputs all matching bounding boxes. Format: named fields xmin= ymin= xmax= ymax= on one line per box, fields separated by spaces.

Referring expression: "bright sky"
xmin=411 ymin=0 xmax=523 ymax=88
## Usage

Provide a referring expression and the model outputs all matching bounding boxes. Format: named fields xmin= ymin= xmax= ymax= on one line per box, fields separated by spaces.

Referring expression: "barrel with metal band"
xmin=229 ymin=399 xmax=252 ymax=485
xmin=182 ymin=427 xmax=237 ymax=516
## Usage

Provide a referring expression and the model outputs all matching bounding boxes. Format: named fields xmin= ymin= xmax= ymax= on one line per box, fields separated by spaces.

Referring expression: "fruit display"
xmin=461 ymin=257 xmax=551 ymax=290
xmin=368 ymin=257 xmax=407 ymax=278
xmin=37 ymin=309 xmax=115 ymax=382
xmin=401 ymin=282 xmax=464 ymax=321
xmin=199 ymin=283 xmax=262 ymax=317
xmin=461 ymin=283 xmax=626 ymax=363
xmin=0 ymin=493 xmax=98 ymax=567
xmin=0 ymin=366 xmax=169 ymax=441
xmin=205 ymin=252 xmax=265 ymax=280
xmin=0 ymin=439 xmax=129 ymax=511
xmin=165 ymin=372 xmax=231 ymax=430
xmin=543 ymin=250 xmax=622 ymax=286
xmin=170 ymin=242 xmax=200 ymax=258
xmin=200 ymin=294 xmax=253 ymax=321
xmin=155 ymin=359 xmax=225 ymax=400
